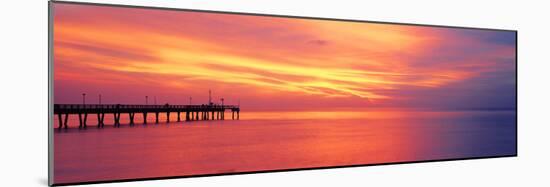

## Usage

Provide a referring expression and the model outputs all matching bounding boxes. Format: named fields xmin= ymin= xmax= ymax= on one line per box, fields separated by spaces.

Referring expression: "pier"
xmin=53 ymin=104 xmax=240 ymax=129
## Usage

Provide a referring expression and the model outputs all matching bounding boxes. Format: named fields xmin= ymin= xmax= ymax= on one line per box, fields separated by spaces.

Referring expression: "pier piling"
xmin=143 ymin=112 xmax=147 ymax=124
xmin=129 ymin=113 xmax=135 ymax=125
xmin=63 ymin=113 xmax=69 ymax=129
xmin=155 ymin=112 xmax=159 ymax=124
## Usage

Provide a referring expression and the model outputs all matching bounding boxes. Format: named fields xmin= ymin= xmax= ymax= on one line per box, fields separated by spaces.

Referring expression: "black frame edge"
xmin=50 ymin=0 xmax=516 ymax=32
xmin=48 ymin=1 xmax=54 ymax=186
xmin=51 ymin=154 xmax=517 ymax=186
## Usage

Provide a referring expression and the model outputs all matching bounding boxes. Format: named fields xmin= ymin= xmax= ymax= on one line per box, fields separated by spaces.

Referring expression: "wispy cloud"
xmin=53 ymin=3 xmax=516 ymax=110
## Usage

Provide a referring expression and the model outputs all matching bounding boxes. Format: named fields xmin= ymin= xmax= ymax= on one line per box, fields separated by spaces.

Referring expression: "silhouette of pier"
xmin=54 ymin=104 xmax=240 ymax=129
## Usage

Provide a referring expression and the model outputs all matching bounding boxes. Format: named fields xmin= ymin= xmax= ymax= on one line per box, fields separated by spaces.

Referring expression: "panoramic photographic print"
xmin=50 ymin=2 xmax=517 ymax=185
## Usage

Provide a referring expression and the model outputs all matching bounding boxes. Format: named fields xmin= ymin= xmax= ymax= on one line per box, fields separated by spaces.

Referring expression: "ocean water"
xmin=53 ymin=110 xmax=516 ymax=184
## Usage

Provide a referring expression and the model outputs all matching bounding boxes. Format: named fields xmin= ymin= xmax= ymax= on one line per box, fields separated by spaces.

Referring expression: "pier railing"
xmin=54 ymin=104 xmax=239 ymax=113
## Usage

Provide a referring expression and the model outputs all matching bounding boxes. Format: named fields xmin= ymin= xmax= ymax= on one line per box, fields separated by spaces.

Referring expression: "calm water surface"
xmin=53 ymin=110 xmax=516 ymax=184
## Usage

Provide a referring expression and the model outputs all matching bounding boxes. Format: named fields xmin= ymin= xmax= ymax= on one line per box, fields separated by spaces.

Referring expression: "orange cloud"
xmin=53 ymin=3 xmax=516 ymax=110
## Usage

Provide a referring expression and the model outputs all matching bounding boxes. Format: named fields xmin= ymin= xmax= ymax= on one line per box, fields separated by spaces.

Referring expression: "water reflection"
xmin=54 ymin=110 xmax=516 ymax=184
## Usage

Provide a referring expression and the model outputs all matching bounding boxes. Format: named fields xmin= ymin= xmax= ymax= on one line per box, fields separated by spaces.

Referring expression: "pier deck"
xmin=53 ymin=104 xmax=240 ymax=129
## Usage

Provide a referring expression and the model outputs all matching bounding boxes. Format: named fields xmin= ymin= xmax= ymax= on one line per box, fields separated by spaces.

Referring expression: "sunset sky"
xmin=53 ymin=3 xmax=516 ymax=111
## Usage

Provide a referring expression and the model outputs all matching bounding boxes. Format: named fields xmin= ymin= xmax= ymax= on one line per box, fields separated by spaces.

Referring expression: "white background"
xmin=1 ymin=0 xmax=549 ymax=186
